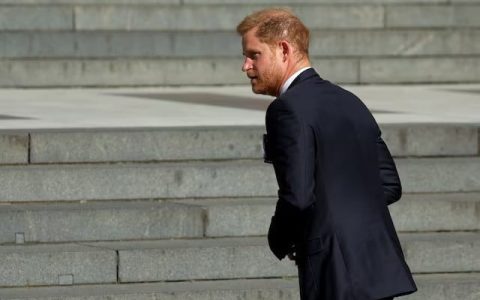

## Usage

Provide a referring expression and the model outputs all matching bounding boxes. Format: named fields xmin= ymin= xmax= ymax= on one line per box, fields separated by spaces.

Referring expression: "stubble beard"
xmin=251 ymin=58 xmax=281 ymax=97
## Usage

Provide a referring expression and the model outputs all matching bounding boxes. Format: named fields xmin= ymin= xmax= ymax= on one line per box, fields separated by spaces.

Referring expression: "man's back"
xmin=266 ymin=69 xmax=417 ymax=299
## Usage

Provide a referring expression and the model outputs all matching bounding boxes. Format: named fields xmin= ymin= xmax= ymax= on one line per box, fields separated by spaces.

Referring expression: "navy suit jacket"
xmin=265 ymin=69 xmax=417 ymax=300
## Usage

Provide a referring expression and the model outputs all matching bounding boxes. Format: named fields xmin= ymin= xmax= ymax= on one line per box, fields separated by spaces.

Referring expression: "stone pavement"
xmin=0 ymin=83 xmax=479 ymax=131
xmin=0 ymin=84 xmax=479 ymax=300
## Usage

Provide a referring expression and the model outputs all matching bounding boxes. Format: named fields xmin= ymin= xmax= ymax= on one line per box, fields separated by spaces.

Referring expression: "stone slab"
xmin=0 ymin=133 xmax=28 ymax=164
xmin=2 ymin=56 xmax=479 ymax=86
xmin=0 ymin=273 xmax=479 ymax=300
xmin=386 ymin=5 xmax=480 ymax=28
xmin=405 ymin=273 xmax=480 ymax=300
xmin=0 ymin=243 xmax=116 ymax=287
xmin=389 ymin=193 xmax=480 ymax=232
xmin=186 ymin=0 xmax=448 ymax=3
xmin=116 ymin=237 xmax=295 ymax=282
xmin=0 ymin=58 xmax=357 ymax=87
xmin=27 ymin=125 xmax=479 ymax=164
xmin=310 ymin=29 xmax=480 ymax=57
xmin=0 ymin=201 xmax=204 ymax=243
xmin=0 ymin=157 xmax=479 ymax=202
xmin=0 ymin=0 xmax=450 ymax=3
xmin=0 ymin=278 xmax=299 ymax=300
xmin=186 ymin=198 xmax=275 ymax=237
xmin=3 ymin=29 xmax=479 ymax=59
xmin=360 ymin=57 xmax=480 ymax=83
xmin=0 ymin=6 xmax=73 ymax=30
xmin=401 ymin=232 xmax=480 ymax=273
xmin=74 ymin=5 xmax=383 ymax=31
xmin=30 ymin=127 xmax=264 ymax=163
xmin=0 ymin=32 xmax=175 ymax=58
xmin=396 ymin=157 xmax=480 ymax=193
xmin=0 ymin=0 xmax=180 ymax=3
xmin=79 ymin=233 xmax=480 ymax=282
xmin=0 ymin=160 xmax=276 ymax=202
xmin=0 ymin=59 xmax=244 ymax=87
xmin=381 ymin=125 xmax=479 ymax=157
xmin=1 ymin=192 xmax=477 ymax=244
xmin=187 ymin=192 xmax=480 ymax=237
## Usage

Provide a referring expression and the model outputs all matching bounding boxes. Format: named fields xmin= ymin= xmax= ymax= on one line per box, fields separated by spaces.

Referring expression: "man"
xmin=237 ymin=8 xmax=417 ymax=300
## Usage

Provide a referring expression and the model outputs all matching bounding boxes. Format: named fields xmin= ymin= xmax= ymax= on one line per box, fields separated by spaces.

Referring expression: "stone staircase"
xmin=1 ymin=0 xmax=479 ymax=87
xmin=0 ymin=124 xmax=479 ymax=299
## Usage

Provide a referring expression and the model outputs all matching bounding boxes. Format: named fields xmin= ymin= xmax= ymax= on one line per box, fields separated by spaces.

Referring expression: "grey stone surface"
xmin=386 ymin=4 xmax=480 ymax=28
xmin=192 ymin=198 xmax=275 ymax=237
xmin=192 ymin=193 xmax=480 ymax=237
xmin=0 ymin=160 xmax=276 ymax=202
xmin=0 ymin=243 xmax=116 ymax=287
xmin=186 ymin=0 xmax=448 ymax=3
xmin=0 ymin=201 xmax=204 ymax=243
xmin=401 ymin=232 xmax=480 ymax=273
xmin=360 ymin=57 xmax=480 ymax=83
xmin=1 ymin=274 xmax=480 ymax=300
xmin=0 ymin=6 xmax=72 ymax=30
xmin=0 ymin=279 xmax=300 ymax=300
xmin=3 ymin=29 xmax=479 ymax=59
xmin=30 ymin=127 xmax=264 ymax=163
xmin=24 ymin=125 xmax=480 ymax=164
xmin=0 ymin=0 xmax=450 ymax=3
xmin=0 ymin=58 xmax=357 ymax=87
xmin=0 ymin=0 xmax=180 ymax=3
xmin=405 ymin=273 xmax=480 ymax=300
xmin=3 ymin=56 xmax=479 ymax=86
xmin=115 ymin=237 xmax=296 ymax=282
xmin=78 ymin=233 xmax=480 ymax=282
xmin=0 ymin=59 xmax=243 ymax=87
xmin=381 ymin=125 xmax=479 ymax=157
xmin=397 ymin=157 xmax=480 ymax=193
xmin=0 ymin=133 xmax=28 ymax=164
xmin=74 ymin=5 xmax=383 ymax=31
xmin=310 ymin=29 xmax=480 ymax=57
xmin=0 ymin=157 xmax=479 ymax=202
xmin=390 ymin=193 xmax=480 ymax=232
xmin=0 ymin=32 xmax=174 ymax=58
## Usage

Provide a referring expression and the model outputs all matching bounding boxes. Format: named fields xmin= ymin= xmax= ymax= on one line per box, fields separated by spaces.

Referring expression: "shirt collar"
xmin=279 ymin=67 xmax=312 ymax=95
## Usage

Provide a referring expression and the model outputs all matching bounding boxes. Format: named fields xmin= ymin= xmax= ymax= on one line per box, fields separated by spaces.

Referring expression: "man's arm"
xmin=377 ymin=136 xmax=402 ymax=205
xmin=266 ymin=100 xmax=316 ymax=260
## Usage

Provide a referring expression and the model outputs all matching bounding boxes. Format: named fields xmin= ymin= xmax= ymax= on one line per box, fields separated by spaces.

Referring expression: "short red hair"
xmin=236 ymin=7 xmax=310 ymax=58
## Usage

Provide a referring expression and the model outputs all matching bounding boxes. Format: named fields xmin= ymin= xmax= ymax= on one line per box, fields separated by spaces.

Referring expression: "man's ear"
xmin=279 ymin=40 xmax=291 ymax=62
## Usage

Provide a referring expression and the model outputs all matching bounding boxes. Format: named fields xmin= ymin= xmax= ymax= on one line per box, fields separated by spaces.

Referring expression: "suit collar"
xmin=287 ymin=68 xmax=320 ymax=91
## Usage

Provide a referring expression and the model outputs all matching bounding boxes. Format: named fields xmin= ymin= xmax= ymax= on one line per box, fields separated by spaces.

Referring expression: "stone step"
xmin=0 ymin=0 xmax=466 ymax=5
xmin=1 ymin=273 xmax=479 ymax=300
xmin=0 ymin=157 xmax=479 ymax=202
xmin=1 ymin=4 xmax=479 ymax=31
xmin=0 ymin=201 xmax=205 ymax=244
xmin=2 ymin=193 xmax=478 ymax=244
xmin=101 ymin=233 xmax=480 ymax=281
xmin=2 ymin=29 xmax=479 ymax=59
xmin=1 ymin=56 xmax=479 ymax=86
xmin=195 ymin=192 xmax=480 ymax=238
xmin=0 ymin=233 xmax=478 ymax=287
xmin=14 ymin=125 xmax=476 ymax=165
xmin=0 ymin=243 xmax=117 ymax=287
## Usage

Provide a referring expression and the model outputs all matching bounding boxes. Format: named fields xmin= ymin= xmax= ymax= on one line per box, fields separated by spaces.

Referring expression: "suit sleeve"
xmin=266 ymin=100 xmax=316 ymax=260
xmin=377 ymin=136 xmax=402 ymax=205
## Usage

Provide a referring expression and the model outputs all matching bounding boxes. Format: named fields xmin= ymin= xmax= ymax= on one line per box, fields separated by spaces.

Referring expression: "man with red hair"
xmin=237 ymin=8 xmax=417 ymax=300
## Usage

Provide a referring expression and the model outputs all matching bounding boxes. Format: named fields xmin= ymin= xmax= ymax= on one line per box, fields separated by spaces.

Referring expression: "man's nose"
xmin=242 ymin=57 xmax=252 ymax=72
